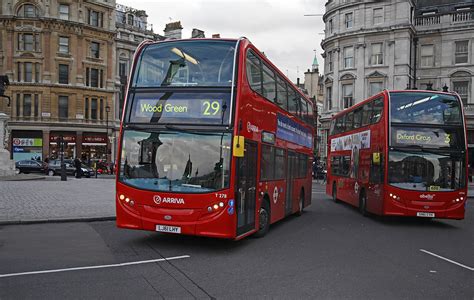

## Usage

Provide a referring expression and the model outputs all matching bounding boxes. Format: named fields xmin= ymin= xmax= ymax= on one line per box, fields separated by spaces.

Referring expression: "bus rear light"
xmin=119 ymin=194 xmax=125 ymax=200
xmin=219 ymin=202 xmax=224 ymax=208
xmin=213 ymin=204 xmax=219 ymax=210
xmin=129 ymin=200 xmax=135 ymax=206
xmin=125 ymin=198 xmax=130 ymax=203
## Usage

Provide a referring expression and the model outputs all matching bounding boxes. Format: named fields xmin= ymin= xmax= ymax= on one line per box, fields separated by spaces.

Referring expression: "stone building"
xmin=115 ymin=3 xmax=163 ymax=141
xmin=320 ymin=0 xmax=474 ymax=161
xmin=0 ymin=0 xmax=117 ymax=163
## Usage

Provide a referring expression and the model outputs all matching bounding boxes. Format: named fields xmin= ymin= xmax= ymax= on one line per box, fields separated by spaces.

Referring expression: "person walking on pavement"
xmin=74 ymin=157 xmax=82 ymax=179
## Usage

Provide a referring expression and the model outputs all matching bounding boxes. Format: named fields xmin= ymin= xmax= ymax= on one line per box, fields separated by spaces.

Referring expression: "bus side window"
xmin=346 ymin=111 xmax=354 ymax=131
xmin=335 ymin=117 xmax=344 ymax=134
xmin=262 ymin=63 xmax=276 ymax=103
xmin=288 ymin=89 xmax=298 ymax=115
xmin=353 ymin=108 xmax=362 ymax=129
xmin=300 ymin=98 xmax=308 ymax=124
xmin=276 ymin=76 xmax=288 ymax=110
xmin=330 ymin=119 xmax=336 ymax=135
xmin=371 ymin=97 xmax=383 ymax=124
xmin=361 ymin=102 xmax=373 ymax=127
xmin=246 ymin=51 xmax=262 ymax=94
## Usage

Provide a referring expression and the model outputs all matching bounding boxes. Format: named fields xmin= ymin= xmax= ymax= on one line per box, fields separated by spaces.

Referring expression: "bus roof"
xmin=331 ymin=89 xmax=459 ymax=120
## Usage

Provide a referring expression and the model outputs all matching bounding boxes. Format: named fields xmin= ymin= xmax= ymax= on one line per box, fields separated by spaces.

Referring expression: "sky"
xmin=117 ymin=0 xmax=326 ymax=83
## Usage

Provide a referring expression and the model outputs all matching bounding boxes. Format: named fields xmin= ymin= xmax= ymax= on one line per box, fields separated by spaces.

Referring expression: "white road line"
xmin=0 ymin=255 xmax=191 ymax=279
xmin=420 ymin=249 xmax=473 ymax=271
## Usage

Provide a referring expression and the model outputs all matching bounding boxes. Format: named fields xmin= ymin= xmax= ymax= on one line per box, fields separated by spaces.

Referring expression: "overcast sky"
xmin=118 ymin=0 xmax=326 ymax=83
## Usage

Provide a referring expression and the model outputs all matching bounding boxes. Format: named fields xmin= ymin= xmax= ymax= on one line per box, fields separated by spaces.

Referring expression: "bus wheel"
xmin=254 ymin=200 xmax=270 ymax=238
xmin=332 ymin=183 xmax=339 ymax=203
xmin=296 ymin=190 xmax=304 ymax=216
xmin=359 ymin=190 xmax=369 ymax=217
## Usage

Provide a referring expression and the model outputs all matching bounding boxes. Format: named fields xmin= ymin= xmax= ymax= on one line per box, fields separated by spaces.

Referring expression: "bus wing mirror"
xmin=233 ymin=136 xmax=245 ymax=157
xmin=373 ymin=152 xmax=381 ymax=165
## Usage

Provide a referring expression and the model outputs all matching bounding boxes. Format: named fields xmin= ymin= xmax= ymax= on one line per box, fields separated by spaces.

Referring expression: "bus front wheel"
xmin=254 ymin=200 xmax=270 ymax=238
xmin=332 ymin=183 xmax=339 ymax=203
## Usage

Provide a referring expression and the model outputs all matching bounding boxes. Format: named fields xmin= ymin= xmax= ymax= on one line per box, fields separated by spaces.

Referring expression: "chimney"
xmin=164 ymin=21 xmax=183 ymax=39
xmin=212 ymin=34 xmax=220 ymax=38
xmin=191 ymin=28 xmax=205 ymax=38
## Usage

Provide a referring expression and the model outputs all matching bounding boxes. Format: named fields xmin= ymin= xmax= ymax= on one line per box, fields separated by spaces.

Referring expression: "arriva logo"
xmin=420 ymin=194 xmax=435 ymax=200
xmin=153 ymin=195 xmax=185 ymax=205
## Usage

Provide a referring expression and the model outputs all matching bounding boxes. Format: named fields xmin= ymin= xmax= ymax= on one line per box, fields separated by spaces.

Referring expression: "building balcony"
xmin=464 ymin=103 xmax=474 ymax=117
xmin=415 ymin=10 xmax=473 ymax=30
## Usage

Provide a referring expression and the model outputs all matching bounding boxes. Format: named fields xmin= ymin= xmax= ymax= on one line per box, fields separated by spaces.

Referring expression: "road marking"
xmin=0 ymin=255 xmax=191 ymax=279
xmin=420 ymin=249 xmax=473 ymax=271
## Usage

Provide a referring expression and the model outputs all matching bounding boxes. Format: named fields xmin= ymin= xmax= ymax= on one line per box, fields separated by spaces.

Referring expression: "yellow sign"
xmin=373 ymin=152 xmax=381 ymax=164
xmin=233 ymin=136 xmax=245 ymax=157
xmin=429 ymin=185 xmax=440 ymax=191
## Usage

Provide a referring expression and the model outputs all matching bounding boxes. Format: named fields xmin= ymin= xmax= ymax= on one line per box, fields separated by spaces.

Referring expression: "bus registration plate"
xmin=156 ymin=225 xmax=181 ymax=234
xmin=417 ymin=212 xmax=435 ymax=218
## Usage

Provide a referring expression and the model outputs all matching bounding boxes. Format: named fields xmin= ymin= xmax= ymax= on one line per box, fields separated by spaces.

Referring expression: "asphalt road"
xmin=0 ymin=182 xmax=472 ymax=299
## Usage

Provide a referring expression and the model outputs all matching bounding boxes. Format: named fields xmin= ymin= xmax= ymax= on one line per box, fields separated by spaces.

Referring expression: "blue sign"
xmin=276 ymin=113 xmax=312 ymax=148
xmin=13 ymin=147 xmax=24 ymax=153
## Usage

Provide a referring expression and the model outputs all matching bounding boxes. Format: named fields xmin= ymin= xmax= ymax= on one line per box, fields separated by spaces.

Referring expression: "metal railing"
xmin=415 ymin=11 xmax=473 ymax=28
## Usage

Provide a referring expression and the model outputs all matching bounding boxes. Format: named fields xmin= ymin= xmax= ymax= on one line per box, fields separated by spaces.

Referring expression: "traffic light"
xmin=0 ymin=75 xmax=11 ymax=106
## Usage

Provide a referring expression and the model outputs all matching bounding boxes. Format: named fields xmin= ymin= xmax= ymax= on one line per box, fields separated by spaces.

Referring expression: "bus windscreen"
xmin=390 ymin=92 xmax=462 ymax=125
xmin=132 ymin=40 xmax=237 ymax=88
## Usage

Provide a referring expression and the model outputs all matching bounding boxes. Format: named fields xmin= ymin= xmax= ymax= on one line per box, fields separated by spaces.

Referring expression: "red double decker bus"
xmin=326 ymin=90 xmax=467 ymax=220
xmin=116 ymin=38 xmax=315 ymax=239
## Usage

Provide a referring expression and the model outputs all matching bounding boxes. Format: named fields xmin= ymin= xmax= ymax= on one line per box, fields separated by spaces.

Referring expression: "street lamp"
xmin=106 ymin=105 xmax=110 ymax=163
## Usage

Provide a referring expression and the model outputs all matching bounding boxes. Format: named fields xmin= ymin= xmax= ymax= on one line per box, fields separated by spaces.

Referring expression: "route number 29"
xmin=202 ymin=101 xmax=220 ymax=116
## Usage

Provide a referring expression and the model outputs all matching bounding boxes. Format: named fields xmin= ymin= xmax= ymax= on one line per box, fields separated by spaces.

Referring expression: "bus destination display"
xmin=129 ymin=92 xmax=231 ymax=124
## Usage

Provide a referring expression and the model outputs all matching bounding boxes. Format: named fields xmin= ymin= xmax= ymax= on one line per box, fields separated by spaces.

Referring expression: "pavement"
xmin=0 ymin=177 xmax=116 ymax=225
xmin=0 ymin=178 xmax=473 ymax=225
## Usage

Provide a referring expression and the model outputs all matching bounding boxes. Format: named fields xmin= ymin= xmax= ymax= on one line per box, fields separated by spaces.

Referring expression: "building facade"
xmin=0 ymin=1 xmax=161 ymax=165
xmin=0 ymin=0 xmax=116 ymax=163
xmin=320 ymin=0 xmax=474 ymax=161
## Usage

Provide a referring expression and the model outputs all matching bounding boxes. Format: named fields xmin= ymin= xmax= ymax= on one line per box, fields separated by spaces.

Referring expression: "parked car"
xmin=46 ymin=159 xmax=75 ymax=176
xmin=15 ymin=160 xmax=46 ymax=174
xmin=64 ymin=159 xmax=95 ymax=178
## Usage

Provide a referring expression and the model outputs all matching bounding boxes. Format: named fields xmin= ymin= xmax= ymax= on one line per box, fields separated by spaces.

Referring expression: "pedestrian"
xmin=74 ymin=157 xmax=82 ymax=179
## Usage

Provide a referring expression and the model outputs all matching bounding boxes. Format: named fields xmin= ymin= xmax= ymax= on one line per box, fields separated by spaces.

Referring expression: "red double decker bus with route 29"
xmin=116 ymin=38 xmax=315 ymax=239
xmin=326 ymin=90 xmax=467 ymax=219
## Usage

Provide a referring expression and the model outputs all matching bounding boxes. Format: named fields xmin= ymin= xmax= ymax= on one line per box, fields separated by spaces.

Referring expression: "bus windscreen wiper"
xmin=390 ymin=145 xmax=455 ymax=155
xmin=164 ymin=124 xmax=224 ymax=136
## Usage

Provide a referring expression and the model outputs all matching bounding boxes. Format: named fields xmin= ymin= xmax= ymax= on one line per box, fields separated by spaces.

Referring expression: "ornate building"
xmin=320 ymin=0 xmax=474 ymax=161
xmin=115 ymin=4 xmax=163 ymax=157
xmin=0 ymin=0 xmax=116 ymax=163
xmin=0 ymin=1 xmax=162 ymax=164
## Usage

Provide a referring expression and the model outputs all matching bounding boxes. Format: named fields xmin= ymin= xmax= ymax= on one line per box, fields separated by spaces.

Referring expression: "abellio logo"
xmin=420 ymin=194 xmax=435 ymax=200
xmin=153 ymin=195 xmax=185 ymax=205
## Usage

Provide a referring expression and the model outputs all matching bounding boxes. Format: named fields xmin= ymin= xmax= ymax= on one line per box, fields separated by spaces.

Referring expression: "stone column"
xmin=42 ymin=130 xmax=50 ymax=160
xmin=0 ymin=113 xmax=16 ymax=176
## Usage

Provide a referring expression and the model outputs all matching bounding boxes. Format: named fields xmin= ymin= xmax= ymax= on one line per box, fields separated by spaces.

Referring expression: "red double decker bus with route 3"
xmin=116 ymin=38 xmax=315 ymax=239
xmin=326 ymin=90 xmax=467 ymax=219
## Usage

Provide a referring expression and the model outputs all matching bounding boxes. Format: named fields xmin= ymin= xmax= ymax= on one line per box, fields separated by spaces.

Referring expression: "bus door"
xmin=286 ymin=151 xmax=297 ymax=215
xmin=236 ymin=141 xmax=257 ymax=235
xmin=367 ymin=152 xmax=384 ymax=213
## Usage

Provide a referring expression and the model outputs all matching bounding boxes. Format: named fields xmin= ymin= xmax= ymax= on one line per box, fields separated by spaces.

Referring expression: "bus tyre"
xmin=254 ymin=200 xmax=270 ymax=238
xmin=359 ymin=190 xmax=369 ymax=217
xmin=332 ymin=183 xmax=339 ymax=203
xmin=296 ymin=191 xmax=304 ymax=216
xmin=48 ymin=170 xmax=55 ymax=176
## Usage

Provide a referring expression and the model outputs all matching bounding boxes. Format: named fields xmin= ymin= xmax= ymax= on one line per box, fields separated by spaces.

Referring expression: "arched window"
xmin=17 ymin=4 xmax=38 ymax=18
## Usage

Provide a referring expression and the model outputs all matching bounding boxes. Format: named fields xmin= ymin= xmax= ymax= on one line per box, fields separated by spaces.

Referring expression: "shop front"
xmin=49 ymin=132 xmax=76 ymax=160
xmin=11 ymin=130 xmax=43 ymax=162
xmin=81 ymin=133 xmax=107 ymax=165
